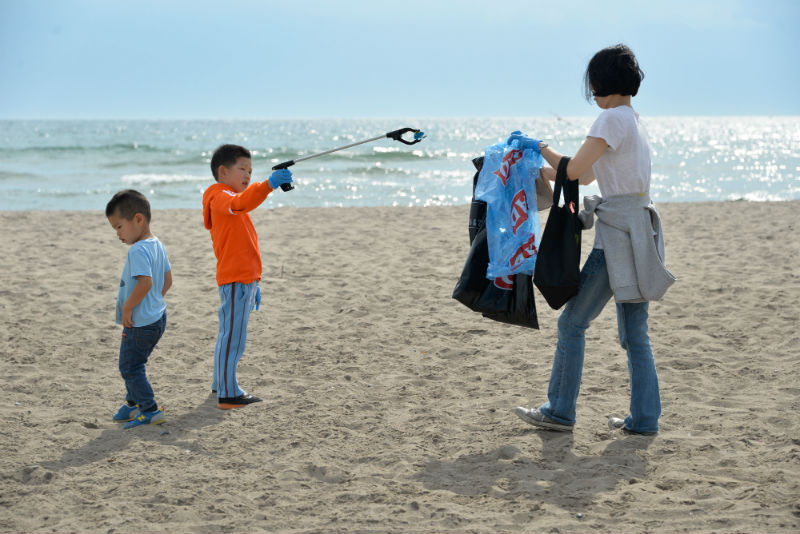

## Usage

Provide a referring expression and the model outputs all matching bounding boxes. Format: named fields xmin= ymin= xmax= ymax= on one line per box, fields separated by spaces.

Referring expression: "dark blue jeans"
xmin=119 ymin=312 xmax=166 ymax=413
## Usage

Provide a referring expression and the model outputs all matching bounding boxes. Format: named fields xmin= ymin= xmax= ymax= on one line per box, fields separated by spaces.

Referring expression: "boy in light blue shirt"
xmin=106 ymin=190 xmax=172 ymax=429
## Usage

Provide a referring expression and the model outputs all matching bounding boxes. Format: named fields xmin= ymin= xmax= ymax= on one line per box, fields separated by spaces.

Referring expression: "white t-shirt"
xmin=587 ymin=105 xmax=651 ymax=197
xmin=586 ymin=105 xmax=652 ymax=248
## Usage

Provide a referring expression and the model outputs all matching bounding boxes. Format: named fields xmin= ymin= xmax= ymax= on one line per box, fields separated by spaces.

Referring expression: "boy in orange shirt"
xmin=202 ymin=144 xmax=292 ymax=409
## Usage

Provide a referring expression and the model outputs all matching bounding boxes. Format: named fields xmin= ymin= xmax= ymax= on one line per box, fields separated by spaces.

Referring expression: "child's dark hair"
xmin=210 ymin=144 xmax=251 ymax=180
xmin=106 ymin=189 xmax=151 ymax=222
xmin=584 ymin=44 xmax=644 ymax=100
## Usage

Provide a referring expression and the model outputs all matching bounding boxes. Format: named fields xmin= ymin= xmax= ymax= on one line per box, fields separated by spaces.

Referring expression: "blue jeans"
xmin=119 ymin=312 xmax=166 ymax=412
xmin=538 ymin=249 xmax=661 ymax=433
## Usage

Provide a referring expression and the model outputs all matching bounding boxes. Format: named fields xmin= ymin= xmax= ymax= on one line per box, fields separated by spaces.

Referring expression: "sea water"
xmin=0 ymin=117 xmax=798 ymax=211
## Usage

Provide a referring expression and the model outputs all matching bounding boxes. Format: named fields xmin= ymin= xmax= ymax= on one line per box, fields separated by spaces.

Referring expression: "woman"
xmin=513 ymin=44 xmax=675 ymax=435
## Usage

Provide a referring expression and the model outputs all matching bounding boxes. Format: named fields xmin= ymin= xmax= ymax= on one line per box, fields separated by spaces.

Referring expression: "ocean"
xmin=1 ymin=117 xmax=798 ymax=211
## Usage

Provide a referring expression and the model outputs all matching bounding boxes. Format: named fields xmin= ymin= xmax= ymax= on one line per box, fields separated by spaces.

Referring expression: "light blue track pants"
xmin=212 ymin=281 xmax=260 ymax=398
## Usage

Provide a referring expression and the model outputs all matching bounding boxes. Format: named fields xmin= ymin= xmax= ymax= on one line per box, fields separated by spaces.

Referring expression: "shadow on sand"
xmin=42 ymin=393 xmax=226 ymax=471
xmin=416 ymin=430 xmax=655 ymax=511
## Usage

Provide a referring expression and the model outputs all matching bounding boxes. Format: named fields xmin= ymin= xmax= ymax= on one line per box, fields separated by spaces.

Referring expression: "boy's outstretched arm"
xmin=228 ymin=181 xmax=271 ymax=214
xmin=162 ymin=270 xmax=172 ymax=297
xmin=122 ymin=275 xmax=152 ymax=328
xmin=225 ymin=169 xmax=293 ymax=214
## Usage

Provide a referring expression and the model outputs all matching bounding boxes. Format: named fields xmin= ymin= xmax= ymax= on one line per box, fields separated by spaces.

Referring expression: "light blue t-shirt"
xmin=116 ymin=237 xmax=171 ymax=327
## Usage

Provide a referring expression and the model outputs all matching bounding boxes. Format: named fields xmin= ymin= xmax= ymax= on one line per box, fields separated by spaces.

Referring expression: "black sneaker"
xmin=608 ymin=417 xmax=657 ymax=436
xmin=217 ymin=394 xmax=262 ymax=410
xmin=514 ymin=406 xmax=574 ymax=432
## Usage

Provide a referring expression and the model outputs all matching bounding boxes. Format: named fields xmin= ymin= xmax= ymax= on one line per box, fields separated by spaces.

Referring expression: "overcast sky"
xmin=1 ymin=0 xmax=798 ymax=118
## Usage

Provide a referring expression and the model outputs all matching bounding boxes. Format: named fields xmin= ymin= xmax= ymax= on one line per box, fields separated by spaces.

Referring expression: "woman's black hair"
xmin=583 ymin=44 xmax=644 ymax=101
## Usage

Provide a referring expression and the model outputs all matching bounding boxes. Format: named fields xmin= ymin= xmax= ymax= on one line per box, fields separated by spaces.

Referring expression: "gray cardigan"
xmin=578 ymin=193 xmax=676 ymax=302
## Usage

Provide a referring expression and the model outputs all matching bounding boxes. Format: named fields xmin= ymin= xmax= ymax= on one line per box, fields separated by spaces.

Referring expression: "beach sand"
xmin=1 ymin=201 xmax=798 ymax=533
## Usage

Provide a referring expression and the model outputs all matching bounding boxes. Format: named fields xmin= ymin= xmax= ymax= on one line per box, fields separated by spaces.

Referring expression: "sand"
xmin=1 ymin=201 xmax=798 ymax=533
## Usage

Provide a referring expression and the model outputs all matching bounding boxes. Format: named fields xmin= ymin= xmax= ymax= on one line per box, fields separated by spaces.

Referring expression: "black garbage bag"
xmin=452 ymin=157 xmax=539 ymax=329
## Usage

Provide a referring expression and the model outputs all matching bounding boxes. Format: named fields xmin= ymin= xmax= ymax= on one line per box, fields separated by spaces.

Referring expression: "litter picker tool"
xmin=271 ymin=127 xmax=426 ymax=191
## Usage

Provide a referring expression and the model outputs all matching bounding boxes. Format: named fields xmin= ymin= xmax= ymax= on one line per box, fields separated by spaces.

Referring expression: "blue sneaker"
xmin=112 ymin=403 xmax=140 ymax=422
xmin=123 ymin=409 xmax=165 ymax=429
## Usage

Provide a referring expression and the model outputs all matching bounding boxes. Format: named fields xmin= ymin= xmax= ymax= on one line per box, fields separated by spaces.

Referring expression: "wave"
xmin=100 ymin=155 xmax=207 ymax=169
xmin=0 ymin=170 xmax=42 ymax=180
xmin=256 ymin=146 xmax=470 ymax=165
xmin=726 ymin=191 xmax=790 ymax=202
xmin=0 ymin=142 xmax=168 ymax=155
xmin=121 ymin=173 xmax=208 ymax=185
xmin=0 ymin=144 xmax=459 ymax=169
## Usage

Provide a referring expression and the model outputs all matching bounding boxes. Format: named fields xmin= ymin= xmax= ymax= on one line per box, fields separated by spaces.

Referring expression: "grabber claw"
xmin=386 ymin=127 xmax=426 ymax=145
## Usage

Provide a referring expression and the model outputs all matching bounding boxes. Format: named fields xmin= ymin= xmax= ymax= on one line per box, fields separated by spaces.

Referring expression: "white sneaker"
xmin=608 ymin=417 xmax=657 ymax=436
xmin=515 ymin=406 xmax=573 ymax=432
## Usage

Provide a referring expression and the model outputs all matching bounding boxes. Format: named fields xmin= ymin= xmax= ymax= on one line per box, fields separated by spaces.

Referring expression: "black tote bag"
xmin=533 ymin=156 xmax=582 ymax=309
xmin=452 ymin=157 xmax=539 ymax=329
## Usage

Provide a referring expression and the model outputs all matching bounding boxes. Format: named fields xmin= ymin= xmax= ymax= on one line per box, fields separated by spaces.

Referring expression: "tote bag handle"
xmin=552 ymin=156 xmax=578 ymax=211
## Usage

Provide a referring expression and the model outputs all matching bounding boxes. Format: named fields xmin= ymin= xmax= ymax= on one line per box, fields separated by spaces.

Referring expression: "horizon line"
xmin=2 ymin=114 xmax=799 ymax=121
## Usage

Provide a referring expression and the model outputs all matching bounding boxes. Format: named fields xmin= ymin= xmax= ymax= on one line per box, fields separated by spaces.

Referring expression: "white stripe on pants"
xmin=212 ymin=281 xmax=259 ymax=398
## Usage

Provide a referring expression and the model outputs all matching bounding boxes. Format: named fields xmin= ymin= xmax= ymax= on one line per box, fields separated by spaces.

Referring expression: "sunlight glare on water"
xmin=0 ymin=117 xmax=797 ymax=210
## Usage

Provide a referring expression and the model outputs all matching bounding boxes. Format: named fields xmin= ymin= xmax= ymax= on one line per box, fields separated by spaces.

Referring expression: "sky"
xmin=1 ymin=0 xmax=798 ymax=119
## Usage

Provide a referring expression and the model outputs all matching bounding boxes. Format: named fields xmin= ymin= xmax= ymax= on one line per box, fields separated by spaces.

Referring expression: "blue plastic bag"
xmin=474 ymin=142 xmax=543 ymax=279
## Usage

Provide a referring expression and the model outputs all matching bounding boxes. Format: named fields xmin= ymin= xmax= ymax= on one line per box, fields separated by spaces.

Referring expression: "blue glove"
xmin=268 ymin=168 xmax=293 ymax=189
xmin=506 ymin=130 xmax=541 ymax=152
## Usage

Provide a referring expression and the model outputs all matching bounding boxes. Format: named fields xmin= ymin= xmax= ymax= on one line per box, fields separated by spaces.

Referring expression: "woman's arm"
xmin=539 ymin=136 xmax=607 ymax=184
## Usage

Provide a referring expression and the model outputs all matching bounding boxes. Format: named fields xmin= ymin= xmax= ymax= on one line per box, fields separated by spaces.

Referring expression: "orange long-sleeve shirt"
xmin=202 ymin=181 xmax=274 ymax=286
